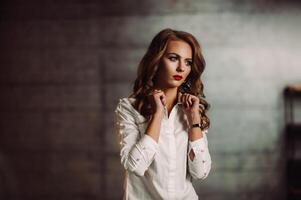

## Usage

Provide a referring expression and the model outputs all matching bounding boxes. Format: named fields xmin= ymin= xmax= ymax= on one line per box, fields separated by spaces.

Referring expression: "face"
xmin=154 ymin=40 xmax=192 ymax=89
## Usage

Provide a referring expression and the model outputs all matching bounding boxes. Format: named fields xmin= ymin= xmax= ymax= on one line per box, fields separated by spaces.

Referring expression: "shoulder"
xmin=117 ymin=97 xmax=136 ymax=107
xmin=115 ymin=97 xmax=148 ymax=123
xmin=115 ymin=97 xmax=137 ymax=116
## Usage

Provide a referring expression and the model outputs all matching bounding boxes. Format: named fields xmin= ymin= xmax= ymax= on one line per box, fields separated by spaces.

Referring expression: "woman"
xmin=114 ymin=28 xmax=212 ymax=200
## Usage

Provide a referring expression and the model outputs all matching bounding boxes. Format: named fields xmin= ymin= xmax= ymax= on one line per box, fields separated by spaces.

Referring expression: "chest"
xmin=136 ymin=112 xmax=190 ymax=144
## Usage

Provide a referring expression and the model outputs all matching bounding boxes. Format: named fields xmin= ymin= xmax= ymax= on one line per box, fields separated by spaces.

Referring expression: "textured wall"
xmin=0 ymin=0 xmax=301 ymax=200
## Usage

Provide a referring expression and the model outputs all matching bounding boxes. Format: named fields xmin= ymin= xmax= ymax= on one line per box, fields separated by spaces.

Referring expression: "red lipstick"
xmin=173 ymin=75 xmax=183 ymax=80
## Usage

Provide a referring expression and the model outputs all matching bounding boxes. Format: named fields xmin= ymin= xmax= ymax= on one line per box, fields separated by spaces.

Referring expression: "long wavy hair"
xmin=128 ymin=28 xmax=210 ymax=131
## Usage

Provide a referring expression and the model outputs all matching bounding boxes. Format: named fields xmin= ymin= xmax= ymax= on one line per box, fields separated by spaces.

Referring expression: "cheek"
xmin=164 ymin=60 xmax=177 ymax=69
xmin=185 ymin=69 xmax=192 ymax=78
xmin=161 ymin=61 xmax=175 ymax=74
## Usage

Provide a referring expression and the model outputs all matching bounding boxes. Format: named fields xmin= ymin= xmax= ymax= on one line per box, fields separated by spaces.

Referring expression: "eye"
xmin=168 ymin=56 xmax=178 ymax=61
xmin=186 ymin=60 xmax=192 ymax=66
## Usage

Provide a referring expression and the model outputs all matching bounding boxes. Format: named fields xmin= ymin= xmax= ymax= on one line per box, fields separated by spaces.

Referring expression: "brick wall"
xmin=0 ymin=0 xmax=301 ymax=199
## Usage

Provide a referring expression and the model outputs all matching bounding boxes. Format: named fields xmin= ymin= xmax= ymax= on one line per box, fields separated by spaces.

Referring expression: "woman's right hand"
xmin=148 ymin=89 xmax=166 ymax=116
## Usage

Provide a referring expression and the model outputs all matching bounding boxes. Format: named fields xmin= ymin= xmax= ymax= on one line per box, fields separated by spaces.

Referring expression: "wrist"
xmin=188 ymin=112 xmax=201 ymax=125
xmin=190 ymin=123 xmax=202 ymax=129
xmin=153 ymin=111 xmax=164 ymax=120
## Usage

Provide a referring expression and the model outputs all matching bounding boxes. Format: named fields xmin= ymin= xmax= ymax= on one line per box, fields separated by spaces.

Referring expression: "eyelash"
xmin=168 ymin=57 xmax=192 ymax=66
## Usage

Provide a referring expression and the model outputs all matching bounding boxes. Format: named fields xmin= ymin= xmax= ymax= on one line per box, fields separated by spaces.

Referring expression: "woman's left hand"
xmin=178 ymin=92 xmax=199 ymax=113
xmin=178 ymin=92 xmax=201 ymax=125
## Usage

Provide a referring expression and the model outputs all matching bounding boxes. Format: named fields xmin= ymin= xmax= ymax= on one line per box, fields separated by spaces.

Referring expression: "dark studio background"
xmin=0 ymin=0 xmax=301 ymax=200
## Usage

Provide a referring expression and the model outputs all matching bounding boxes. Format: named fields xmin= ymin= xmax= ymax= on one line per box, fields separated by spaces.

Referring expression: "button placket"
xmin=166 ymin=107 xmax=177 ymax=196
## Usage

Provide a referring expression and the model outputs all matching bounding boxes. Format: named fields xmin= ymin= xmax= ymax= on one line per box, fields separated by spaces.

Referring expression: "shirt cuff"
xmin=129 ymin=134 xmax=159 ymax=168
xmin=188 ymin=136 xmax=207 ymax=158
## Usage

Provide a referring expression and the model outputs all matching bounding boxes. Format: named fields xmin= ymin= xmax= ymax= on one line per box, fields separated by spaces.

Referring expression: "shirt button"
xmin=136 ymin=158 xmax=140 ymax=161
xmin=201 ymin=149 xmax=204 ymax=152
xmin=202 ymin=160 xmax=206 ymax=163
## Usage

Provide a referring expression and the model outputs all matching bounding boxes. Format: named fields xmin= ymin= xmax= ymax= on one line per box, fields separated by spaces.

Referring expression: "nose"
xmin=177 ymin=60 xmax=185 ymax=72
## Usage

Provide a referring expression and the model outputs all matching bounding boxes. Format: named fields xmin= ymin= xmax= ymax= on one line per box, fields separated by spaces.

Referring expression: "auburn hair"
xmin=128 ymin=28 xmax=210 ymax=131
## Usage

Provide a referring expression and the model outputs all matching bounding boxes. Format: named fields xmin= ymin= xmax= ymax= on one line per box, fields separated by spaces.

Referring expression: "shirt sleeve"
xmin=114 ymin=98 xmax=159 ymax=177
xmin=187 ymin=129 xmax=212 ymax=180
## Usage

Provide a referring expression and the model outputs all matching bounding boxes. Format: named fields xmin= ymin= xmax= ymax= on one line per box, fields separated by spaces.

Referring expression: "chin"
xmin=167 ymin=82 xmax=182 ymax=88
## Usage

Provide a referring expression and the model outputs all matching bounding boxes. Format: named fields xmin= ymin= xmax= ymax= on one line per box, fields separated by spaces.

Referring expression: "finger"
xmin=188 ymin=95 xmax=193 ymax=106
xmin=178 ymin=91 xmax=182 ymax=97
xmin=184 ymin=94 xmax=189 ymax=108
xmin=154 ymin=90 xmax=163 ymax=97
xmin=162 ymin=93 xmax=167 ymax=106
xmin=183 ymin=93 xmax=187 ymax=103
xmin=154 ymin=90 xmax=161 ymax=95
xmin=184 ymin=94 xmax=189 ymax=107
xmin=192 ymin=96 xmax=199 ymax=105
xmin=159 ymin=92 xmax=165 ymax=99
xmin=156 ymin=91 xmax=165 ymax=103
xmin=178 ymin=91 xmax=183 ymax=102
xmin=180 ymin=92 xmax=185 ymax=103
xmin=161 ymin=96 xmax=166 ymax=106
xmin=180 ymin=93 xmax=185 ymax=106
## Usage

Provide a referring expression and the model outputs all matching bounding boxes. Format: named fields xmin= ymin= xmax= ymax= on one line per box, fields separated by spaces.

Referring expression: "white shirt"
xmin=114 ymin=97 xmax=212 ymax=200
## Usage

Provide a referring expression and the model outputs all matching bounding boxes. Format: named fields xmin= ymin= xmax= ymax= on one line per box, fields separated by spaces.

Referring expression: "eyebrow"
xmin=166 ymin=52 xmax=192 ymax=61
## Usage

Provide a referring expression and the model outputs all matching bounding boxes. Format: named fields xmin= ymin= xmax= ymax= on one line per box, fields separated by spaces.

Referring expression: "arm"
xmin=187 ymin=112 xmax=212 ymax=180
xmin=144 ymin=111 xmax=164 ymax=143
xmin=187 ymin=129 xmax=212 ymax=180
xmin=114 ymin=99 xmax=162 ymax=177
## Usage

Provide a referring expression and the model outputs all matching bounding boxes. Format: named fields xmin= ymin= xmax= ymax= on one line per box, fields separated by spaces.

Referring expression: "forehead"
xmin=165 ymin=40 xmax=192 ymax=58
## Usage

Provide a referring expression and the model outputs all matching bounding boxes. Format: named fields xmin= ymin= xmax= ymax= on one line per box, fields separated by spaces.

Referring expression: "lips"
xmin=173 ymin=75 xmax=183 ymax=80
